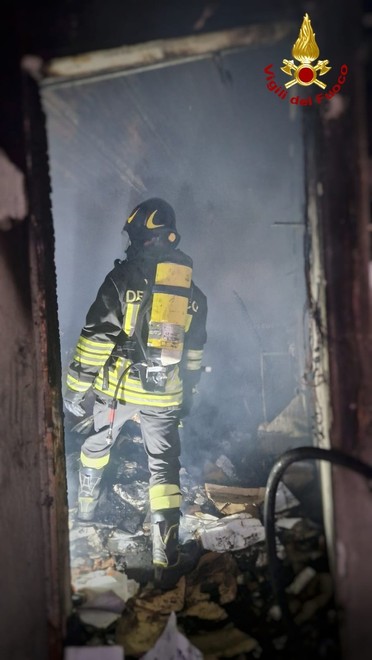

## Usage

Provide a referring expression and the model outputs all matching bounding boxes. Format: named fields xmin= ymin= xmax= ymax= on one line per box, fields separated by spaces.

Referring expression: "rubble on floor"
xmin=66 ymin=420 xmax=339 ymax=658
xmin=64 ymin=647 xmax=124 ymax=659
xmin=141 ymin=612 xmax=203 ymax=660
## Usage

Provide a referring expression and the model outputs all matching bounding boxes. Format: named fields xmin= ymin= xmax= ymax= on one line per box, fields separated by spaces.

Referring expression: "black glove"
xmin=63 ymin=388 xmax=86 ymax=417
xmin=180 ymin=368 xmax=201 ymax=419
xmin=179 ymin=384 xmax=195 ymax=419
xmin=180 ymin=392 xmax=192 ymax=419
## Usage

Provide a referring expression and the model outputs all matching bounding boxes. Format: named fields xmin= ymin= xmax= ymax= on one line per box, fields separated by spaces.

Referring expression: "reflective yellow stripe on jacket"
xmin=94 ymin=357 xmax=183 ymax=407
xmin=66 ymin=373 xmax=92 ymax=393
xmin=123 ymin=303 xmax=140 ymax=336
xmin=74 ymin=336 xmax=115 ymax=367
xmin=184 ymin=349 xmax=203 ymax=371
xmin=67 ymin=336 xmax=115 ymax=393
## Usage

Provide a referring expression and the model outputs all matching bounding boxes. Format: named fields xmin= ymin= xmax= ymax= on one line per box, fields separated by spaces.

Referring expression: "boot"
xmin=151 ymin=509 xmax=180 ymax=569
xmin=78 ymin=466 xmax=104 ymax=522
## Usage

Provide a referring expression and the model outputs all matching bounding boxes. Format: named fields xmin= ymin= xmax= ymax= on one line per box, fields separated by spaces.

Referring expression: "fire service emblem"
xmin=281 ymin=14 xmax=331 ymax=89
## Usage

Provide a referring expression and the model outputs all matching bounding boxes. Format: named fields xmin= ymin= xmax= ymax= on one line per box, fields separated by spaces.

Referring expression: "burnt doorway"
xmin=41 ymin=31 xmax=314 ymax=589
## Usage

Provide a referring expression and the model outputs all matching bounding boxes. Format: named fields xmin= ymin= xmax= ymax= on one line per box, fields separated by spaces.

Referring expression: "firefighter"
xmin=63 ymin=198 xmax=207 ymax=570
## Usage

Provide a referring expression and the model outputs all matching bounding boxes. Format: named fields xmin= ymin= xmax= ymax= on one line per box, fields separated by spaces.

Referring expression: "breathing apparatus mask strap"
xmin=122 ymin=225 xmax=180 ymax=259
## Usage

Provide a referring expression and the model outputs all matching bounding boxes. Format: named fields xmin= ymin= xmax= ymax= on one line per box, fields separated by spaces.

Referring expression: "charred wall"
xmin=304 ymin=1 xmax=372 ymax=658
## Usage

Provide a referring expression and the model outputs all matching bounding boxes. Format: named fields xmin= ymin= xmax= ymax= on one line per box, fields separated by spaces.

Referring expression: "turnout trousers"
xmin=80 ymin=395 xmax=181 ymax=496
xmin=79 ymin=395 xmax=182 ymax=564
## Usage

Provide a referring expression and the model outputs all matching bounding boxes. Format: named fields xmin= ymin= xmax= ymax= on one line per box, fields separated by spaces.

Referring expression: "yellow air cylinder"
xmin=147 ymin=261 xmax=192 ymax=366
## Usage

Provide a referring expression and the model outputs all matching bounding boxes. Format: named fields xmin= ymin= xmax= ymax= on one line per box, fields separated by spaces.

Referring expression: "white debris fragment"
xmin=268 ymin=605 xmax=282 ymax=621
xmin=75 ymin=570 xmax=139 ymax=629
xmin=216 ymin=454 xmax=236 ymax=479
xmin=74 ymin=569 xmax=139 ymax=603
xmin=255 ymin=541 xmax=285 ymax=568
xmin=69 ymin=525 xmax=105 ymax=555
xmin=113 ymin=481 xmax=148 ymax=512
xmin=69 ymin=526 xmax=98 ymax=542
xmin=194 ymin=512 xmax=220 ymax=521
xmin=276 ymin=517 xmax=302 ymax=530
xmin=198 ymin=514 xmax=265 ymax=552
xmin=194 ymin=491 xmax=208 ymax=505
xmin=142 ymin=611 xmax=203 ymax=660
xmin=255 ymin=551 xmax=268 ymax=569
xmin=80 ymin=589 xmax=125 ymax=614
xmin=179 ymin=513 xmax=220 ymax=543
xmin=106 ymin=530 xmax=144 ymax=554
xmin=78 ymin=609 xmax=122 ymax=629
xmin=276 ymin=541 xmax=286 ymax=560
xmin=286 ymin=566 xmax=316 ymax=595
xmin=275 ymin=482 xmax=300 ymax=512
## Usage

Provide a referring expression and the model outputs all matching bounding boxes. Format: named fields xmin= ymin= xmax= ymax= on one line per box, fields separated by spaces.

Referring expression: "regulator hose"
xmin=263 ymin=446 xmax=372 ymax=630
xmin=105 ymin=362 xmax=142 ymax=444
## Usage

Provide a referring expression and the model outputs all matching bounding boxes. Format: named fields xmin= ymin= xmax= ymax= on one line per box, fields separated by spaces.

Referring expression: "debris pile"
xmin=66 ymin=419 xmax=339 ymax=658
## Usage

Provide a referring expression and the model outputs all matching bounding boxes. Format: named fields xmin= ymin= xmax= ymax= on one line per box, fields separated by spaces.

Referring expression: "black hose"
xmin=263 ymin=446 xmax=372 ymax=630
xmin=105 ymin=362 xmax=142 ymax=443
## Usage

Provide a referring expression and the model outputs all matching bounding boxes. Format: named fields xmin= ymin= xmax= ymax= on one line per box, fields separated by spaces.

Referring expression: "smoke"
xmin=43 ymin=42 xmax=309 ymax=476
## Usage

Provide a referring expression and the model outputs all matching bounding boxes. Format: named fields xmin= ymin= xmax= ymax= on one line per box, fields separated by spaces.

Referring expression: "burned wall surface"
xmin=0 ymin=226 xmax=49 ymax=659
xmin=43 ymin=40 xmax=312 ymax=472
xmin=303 ymin=2 xmax=372 ymax=658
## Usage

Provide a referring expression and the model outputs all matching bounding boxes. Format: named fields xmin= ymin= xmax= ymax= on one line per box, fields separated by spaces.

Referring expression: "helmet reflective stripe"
xmin=145 ymin=210 xmax=165 ymax=229
xmin=127 ymin=208 xmax=139 ymax=224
